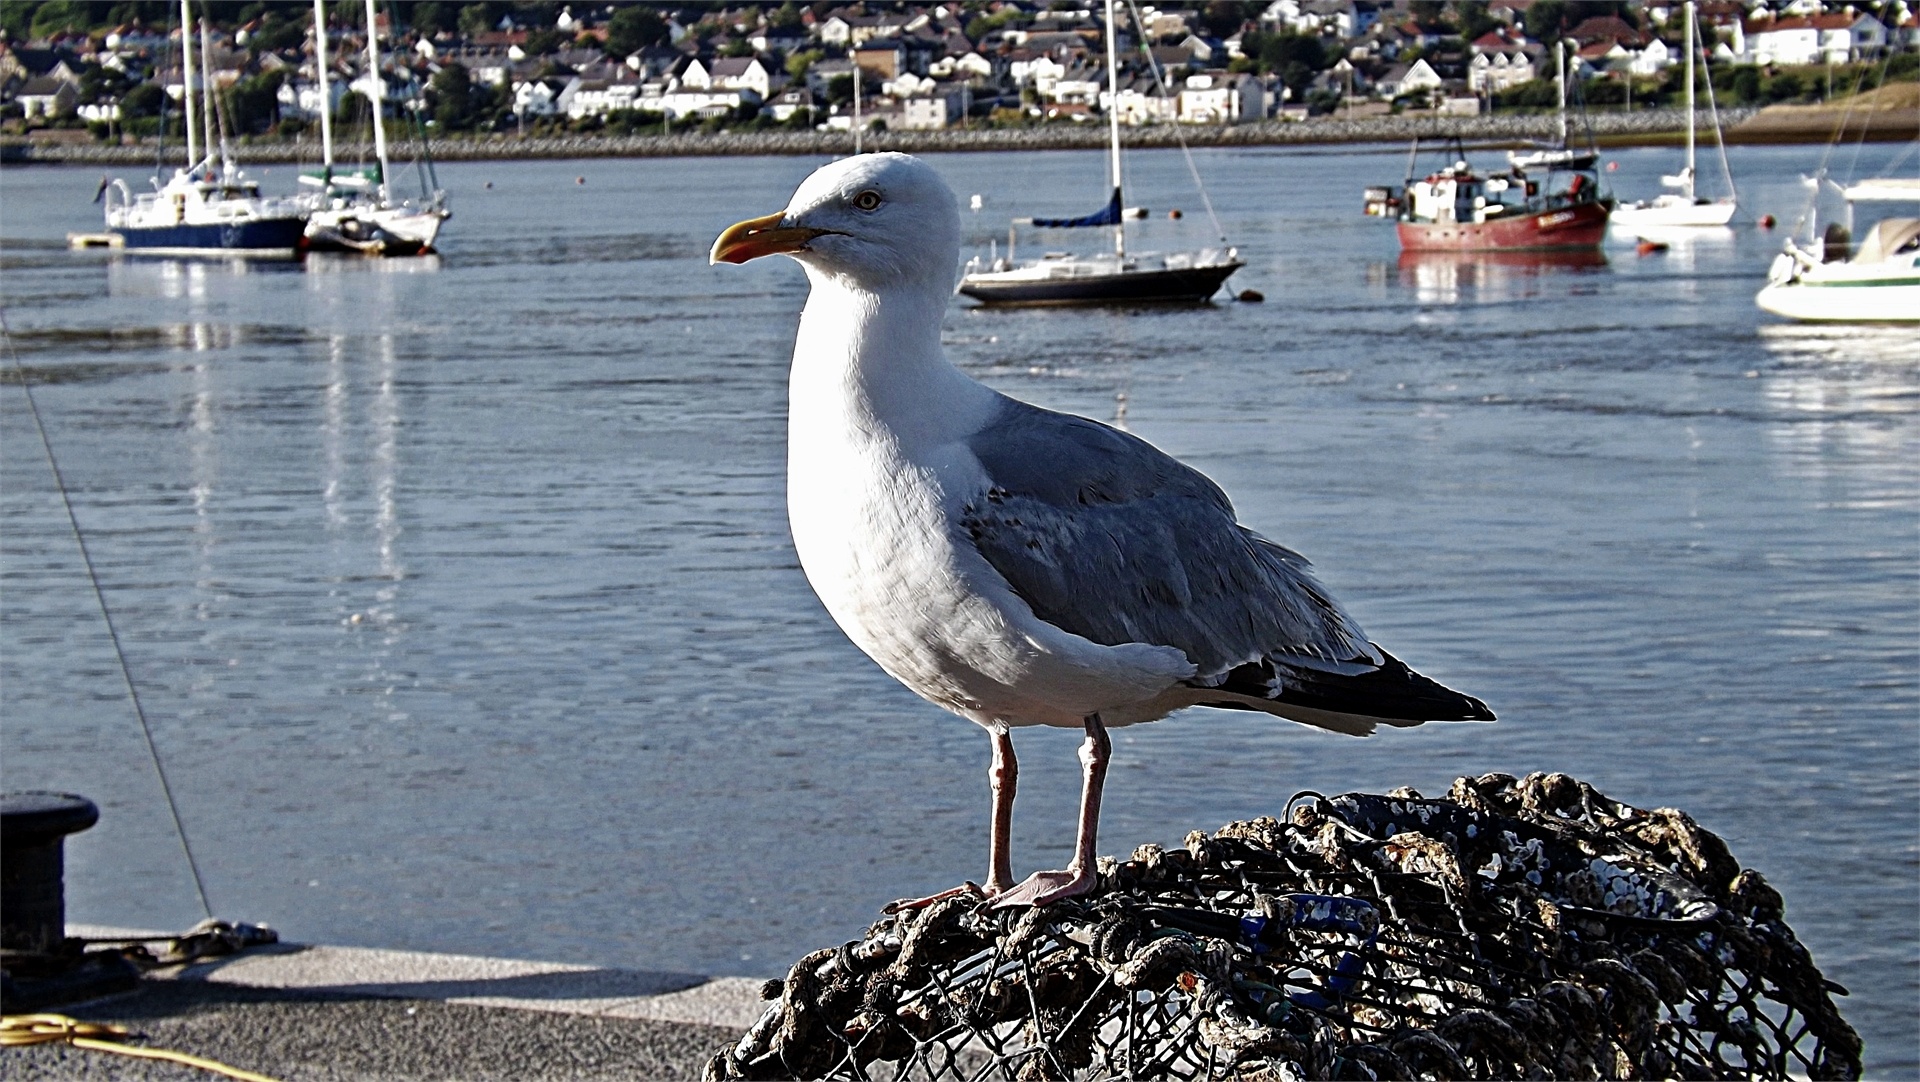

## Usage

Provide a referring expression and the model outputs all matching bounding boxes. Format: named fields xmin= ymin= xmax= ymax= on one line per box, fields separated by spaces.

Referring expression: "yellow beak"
xmin=710 ymin=211 xmax=840 ymax=265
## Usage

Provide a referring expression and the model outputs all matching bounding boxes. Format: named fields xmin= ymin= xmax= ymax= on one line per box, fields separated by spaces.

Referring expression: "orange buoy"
xmin=1759 ymin=214 xmax=1776 ymax=229
xmin=1637 ymin=240 xmax=1668 ymax=256
xmin=1168 ymin=208 xmax=1183 ymax=219
xmin=576 ymin=176 xmax=586 ymax=185
xmin=1606 ymin=160 xmax=1618 ymax=172
xmin=1237 ymin=289 xmax=1265 ymax=303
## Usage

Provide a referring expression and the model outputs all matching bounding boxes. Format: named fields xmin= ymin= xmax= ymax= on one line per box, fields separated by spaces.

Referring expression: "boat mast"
xmin=198 ymin=16 xmax=219 ymax=171
xmin=1683 ymin=0 xmax=1696 ymax=200
xmin=363 ymin=0 xmax=390 ymax=200
xmin=1103 ymin=0 xmax=1124 ymax=257
xmin=314 ymin=0 xmax=334 ymax=181
xmin=180 ymin=0 xmax=199 ymax=170
xmin=1554 ymin=39 xmax=1566 ymax=148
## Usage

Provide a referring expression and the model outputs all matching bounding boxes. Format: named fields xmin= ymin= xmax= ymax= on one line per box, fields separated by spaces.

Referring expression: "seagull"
xmin=712 ymin=153 xmax=1493 ymax=908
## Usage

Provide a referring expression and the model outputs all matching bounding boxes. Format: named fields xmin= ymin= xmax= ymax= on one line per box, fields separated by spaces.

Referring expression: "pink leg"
xmin=992 ymin=715 xmax=1109 ymax=908
xmin=885 ymin=729 xmax=1020 ymax=914
xmin=988 ymin=728 xmax=1018 ymax=895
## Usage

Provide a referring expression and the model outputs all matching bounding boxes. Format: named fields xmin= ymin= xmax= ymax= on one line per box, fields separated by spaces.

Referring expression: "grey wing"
xmin=959 ymin=398 xmax=1378 ymax=678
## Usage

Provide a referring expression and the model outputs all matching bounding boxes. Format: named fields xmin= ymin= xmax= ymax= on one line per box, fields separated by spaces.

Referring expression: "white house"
xmin=766 ymin=86 xmax=815 ymax=122
xmin=563 ymin=74 xmax=646 ymax=118
xmin=275 ymin=75 xmax=348 ymax=120
xmin=928 ymin=50 xmax=996 ymax=80
xmin=1105 ymin=76 xmax=1181 ymax=124
xmin=1376 ymin=57 xmax=1441 ymax=100
xmin=1048 ymin=64 xmax=1106 ymax=107
xmin=1177 ymin=70 xmax=1264 ymax=123
xmin=1468 ymin=51 xmax=1537 ymax=94
xmin=1008 ymin=52 xmax=1066 ymax=89
xmin=1263 ymin=0 xmax=1377 ymax=39
xmin=680 ymin=56 xmax=776 ymax=99
xmin=17 ymin=76 xmax=78 ymax=118
xmin=1742 ymin=12 xmax=1887 ymax=65
xmin=512 ymin=77 xmax=570 ymax=117
xmin=901 ymin=82 xmax=971 ymax=128
xmin=654 ymin=87 xmax=757 ymax=121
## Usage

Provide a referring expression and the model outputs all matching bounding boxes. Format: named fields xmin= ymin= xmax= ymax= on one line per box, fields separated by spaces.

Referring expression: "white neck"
xmin=789 ymin=270 xmax=997 ymax=453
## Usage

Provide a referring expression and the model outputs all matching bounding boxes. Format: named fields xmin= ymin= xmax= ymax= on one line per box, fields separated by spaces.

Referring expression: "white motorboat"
xmin=957 ymin=0 xmax=1241 ymax=305
xmin=1756 ymin=177 xmax=1920 ymax=322
xmin=301 ymin=0 xmax=448 ymax=255
xmin=1613 ymin=1 xmax=1738 ymax=230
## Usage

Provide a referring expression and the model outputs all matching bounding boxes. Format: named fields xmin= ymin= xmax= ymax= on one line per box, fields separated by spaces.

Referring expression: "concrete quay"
xmin=4 ymin=927 xmax=767 ymax=1081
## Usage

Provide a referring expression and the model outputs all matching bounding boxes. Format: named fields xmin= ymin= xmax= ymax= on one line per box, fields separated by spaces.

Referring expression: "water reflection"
xmin=1758 ymin=324 xmax=1920 ymax=487
xmin=1386 ymin=248 xmax=1609 ymax=304
xmin=304 ymin=252 xmax=444 ymax=275
xmin=104 ymin=256 xmax=300 ymax=300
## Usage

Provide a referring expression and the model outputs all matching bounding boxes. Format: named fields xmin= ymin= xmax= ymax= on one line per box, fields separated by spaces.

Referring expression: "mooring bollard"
xmin=1 ymin=791 xmax=99 ymax=957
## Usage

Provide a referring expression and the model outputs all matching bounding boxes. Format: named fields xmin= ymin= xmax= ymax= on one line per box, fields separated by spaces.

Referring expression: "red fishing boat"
xmin=1364 ymin=41 xmax=1611 ymax=253
xmin=1374 ymin=149 xmax=1613 ymax=252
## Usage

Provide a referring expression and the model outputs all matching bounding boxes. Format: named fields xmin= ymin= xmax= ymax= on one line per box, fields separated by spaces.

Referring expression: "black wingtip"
xmin=1209 ymin=645 xmax=1494 ymax=724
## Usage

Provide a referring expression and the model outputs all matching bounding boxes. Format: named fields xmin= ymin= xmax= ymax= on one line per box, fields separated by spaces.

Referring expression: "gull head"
xmin=710 ymin=152 xmax=960 ymax=292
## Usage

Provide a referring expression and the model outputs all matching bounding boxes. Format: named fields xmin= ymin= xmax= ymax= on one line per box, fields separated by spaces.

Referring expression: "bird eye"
xmin=852 ymin=190 xmax=883 ymax=211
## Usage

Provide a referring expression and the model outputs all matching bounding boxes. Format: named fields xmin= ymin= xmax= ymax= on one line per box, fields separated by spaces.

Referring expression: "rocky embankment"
xmin=8 ymin=100 xmax=1908 ymax=165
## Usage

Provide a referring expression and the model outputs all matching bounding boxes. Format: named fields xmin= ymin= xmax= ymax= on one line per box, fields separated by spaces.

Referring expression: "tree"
xmin=1198 ymin=1 xmax=1250 ymax=38
xmin=29 ymin=1 xmax=90 ymax=39
xmin=604 ymin=5 xmax=669 ymax=57
xmin=523 ymin=28 xmax=564 ymax=54
xmin=786 ymin=48 xmax=822 ymax=81
xmin=1408 ymin=1 xmax=1449 ymax=27
xmin=457 ymin=2 xmax=497 ymax=39
xmin=428 ymin=62 xmax=474 ymax=128
xmin=225 ymin=68 xmax=284 ymax=134
xmin=1257 ymin=31 xmax=1325 ymax=78
xmin=248 ymin=10 xmax=310 ymax=54
xmin=335 ymin=89 xmax=371 ymax=126
xmin=1524 ymin=0 xmax=1566 ymax=42
xmin=1457 ymin=1 xmax=1499 ymax=43
xmin=120 ymin=82 xmax=164 ymax=118
xmin=410 ymin=2 xmax=449 ymax=38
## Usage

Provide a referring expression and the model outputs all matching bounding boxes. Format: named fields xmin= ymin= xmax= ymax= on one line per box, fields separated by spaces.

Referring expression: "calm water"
xmin=2 ymin=144 xmax=1915 ymax=1070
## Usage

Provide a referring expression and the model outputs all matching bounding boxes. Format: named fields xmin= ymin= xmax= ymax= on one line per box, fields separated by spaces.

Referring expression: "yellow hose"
xmin=2 ymin=1013 xmax=284 ymax=1082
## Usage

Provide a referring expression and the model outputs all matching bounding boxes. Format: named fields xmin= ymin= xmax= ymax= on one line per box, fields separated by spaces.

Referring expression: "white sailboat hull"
xmin=1613 ymin=196 xmax=1737 ymax=229
xmin=307 ymin=203 xmax=448 ymax=254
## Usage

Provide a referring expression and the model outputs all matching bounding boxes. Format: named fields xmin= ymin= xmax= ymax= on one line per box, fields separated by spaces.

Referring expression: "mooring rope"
xmin=1 ymin=1013 xmax=282 ymax=1082
xmin=0 ymin=308 xmax=214 ymax=920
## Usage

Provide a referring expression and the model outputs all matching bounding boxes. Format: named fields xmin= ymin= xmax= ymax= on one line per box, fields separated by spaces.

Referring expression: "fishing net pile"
xmin=705 ymin=772 xmax=1859 ymax=1081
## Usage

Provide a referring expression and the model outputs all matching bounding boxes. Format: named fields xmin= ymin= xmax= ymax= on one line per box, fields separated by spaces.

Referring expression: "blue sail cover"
xmin=1031 ymin=189 xmax=1122 ymax=228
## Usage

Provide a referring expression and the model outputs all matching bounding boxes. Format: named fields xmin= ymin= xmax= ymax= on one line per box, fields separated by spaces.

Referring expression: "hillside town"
xmin=3 ymin=0 xmax=1916 ymax=143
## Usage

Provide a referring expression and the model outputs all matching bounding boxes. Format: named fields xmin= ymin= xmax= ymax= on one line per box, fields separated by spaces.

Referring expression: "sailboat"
xmin=1377 ymin=42 xmax=1612 ymax=252
xmin=302 ymin=0 xmax=449 ymax=255
xmin=956 ymin=0 xmax=1241 ymax=305
xmin=1613 ymin=0 xmax=1737 ymax=229
xmin=100 ymin=0 xmax=309 ymax=257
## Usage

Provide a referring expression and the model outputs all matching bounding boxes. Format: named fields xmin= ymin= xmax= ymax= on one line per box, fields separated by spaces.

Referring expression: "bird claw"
xmin=989 ymin=868 xmax=1095 ymax=908
xmin=882 ymin=881 xmax=986 ymax=915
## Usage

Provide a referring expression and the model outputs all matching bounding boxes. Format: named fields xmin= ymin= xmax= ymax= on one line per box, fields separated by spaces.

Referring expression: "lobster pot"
xmin=707 ymin=773 xmax=1860 ymax=1082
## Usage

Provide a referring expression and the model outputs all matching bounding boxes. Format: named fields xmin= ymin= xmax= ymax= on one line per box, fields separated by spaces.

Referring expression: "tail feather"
xmin=1189 ymin=645 xmax=1494 ymax=727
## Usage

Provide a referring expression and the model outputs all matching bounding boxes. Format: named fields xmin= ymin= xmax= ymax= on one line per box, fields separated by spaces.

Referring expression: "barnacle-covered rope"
xmin=707 ymin=772 xmax=1859 ymax=1081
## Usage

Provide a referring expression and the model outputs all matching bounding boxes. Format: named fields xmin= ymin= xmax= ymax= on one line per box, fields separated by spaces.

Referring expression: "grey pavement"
xmin=4 ymin=929 xmax=768 ymax=1081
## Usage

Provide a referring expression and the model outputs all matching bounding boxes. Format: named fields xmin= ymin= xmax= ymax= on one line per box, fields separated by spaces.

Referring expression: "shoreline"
xmin=4 ymin=103 xmax=1912 ymax=165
